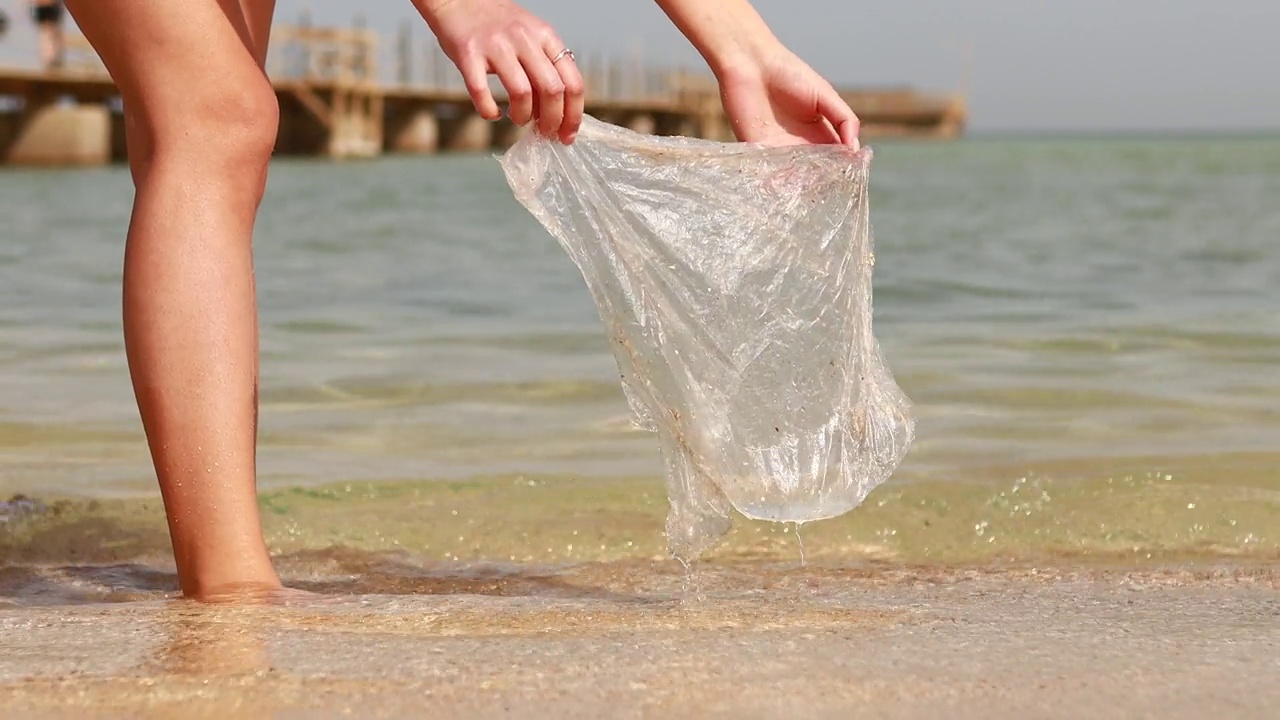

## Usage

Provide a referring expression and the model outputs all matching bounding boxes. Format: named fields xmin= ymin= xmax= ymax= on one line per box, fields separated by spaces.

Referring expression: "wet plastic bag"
xmin=498 ymin=116 xmax=915 ymax=562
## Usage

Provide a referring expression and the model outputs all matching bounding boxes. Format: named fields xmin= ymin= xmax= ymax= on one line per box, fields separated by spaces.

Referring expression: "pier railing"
xmin=1 ymin=15 xmax=965 ymax=167
xmin=46 ymin=14 xmax=684 ymax=106
xmin=264 ymin=13 xmax=688 ymax=105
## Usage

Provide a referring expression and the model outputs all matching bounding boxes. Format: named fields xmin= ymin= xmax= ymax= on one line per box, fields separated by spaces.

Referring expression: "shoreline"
xmin=4 ymin=460 xmax=1277 ymax=717
xmin=4 ymin=456 xmax=1278 ymax=589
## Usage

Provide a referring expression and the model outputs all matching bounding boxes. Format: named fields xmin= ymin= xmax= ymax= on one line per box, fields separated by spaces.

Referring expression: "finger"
xmin=818 ymin=90 xmax=861 ymax=149
xmin=556 ymin=56 xmax=585 ymax=143
xmin=518 ymin=40 xmax=565 ymax=139
xmin=810 ymin=116 xmax=842 ymax=145
xmin=489 ymin=43 xmax=534 ymax=126
xmin=541 ymin=36 xmax=584 ymax=143
xmin=457 ymin=50 xmax=501 ymax=121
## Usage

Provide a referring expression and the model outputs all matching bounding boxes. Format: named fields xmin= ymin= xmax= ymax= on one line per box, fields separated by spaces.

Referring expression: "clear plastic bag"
xmin=498 ymin=115 xmax=915 ymax=562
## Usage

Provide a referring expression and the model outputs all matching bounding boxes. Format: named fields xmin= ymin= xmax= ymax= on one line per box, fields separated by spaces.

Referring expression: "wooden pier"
xmin=0 ymin=20 xmax=966 ymax=167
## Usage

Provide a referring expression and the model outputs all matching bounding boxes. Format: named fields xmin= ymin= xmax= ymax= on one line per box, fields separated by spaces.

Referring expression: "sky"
xmin=0 ymin=0 xmax=1277 ymax=132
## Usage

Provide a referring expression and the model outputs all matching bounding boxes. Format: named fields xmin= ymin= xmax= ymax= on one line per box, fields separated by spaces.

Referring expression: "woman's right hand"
xmin=413 ymin=0 xmax=584 ymax=143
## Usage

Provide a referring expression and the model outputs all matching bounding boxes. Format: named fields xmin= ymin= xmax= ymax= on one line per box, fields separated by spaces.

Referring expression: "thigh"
xmin=237 ymin=0 xmax=276 ymax=69
xmin=63 ymin=0 xmax=272 ymax=127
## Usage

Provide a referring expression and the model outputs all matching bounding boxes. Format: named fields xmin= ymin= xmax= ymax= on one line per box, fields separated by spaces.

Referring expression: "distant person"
xmin=54 ymin=0 xmax=860 ymax=601
xmin=30 ymin=0 xmax=65 ymax=69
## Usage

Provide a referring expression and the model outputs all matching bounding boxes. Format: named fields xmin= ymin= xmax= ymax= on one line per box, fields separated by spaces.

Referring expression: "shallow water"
xmin=3 ymin=135 xmax=1280 ymax=583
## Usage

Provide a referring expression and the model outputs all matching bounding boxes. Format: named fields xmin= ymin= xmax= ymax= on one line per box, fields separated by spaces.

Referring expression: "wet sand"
xmin=3 ymin=465 xmax=1280 ymax=718
xmin=1 ymin=562 xmax=1277 ymax=719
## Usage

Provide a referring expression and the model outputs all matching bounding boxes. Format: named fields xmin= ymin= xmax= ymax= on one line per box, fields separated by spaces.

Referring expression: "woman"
xmin=61 ymin=0 xmax=861 ymax=600
xmin=30 ymin=0 xmax=66 ymax=69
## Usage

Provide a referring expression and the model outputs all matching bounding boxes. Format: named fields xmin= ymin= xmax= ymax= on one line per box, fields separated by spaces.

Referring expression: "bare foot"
xmin=189 ymin=582 xmax=310 ymax=606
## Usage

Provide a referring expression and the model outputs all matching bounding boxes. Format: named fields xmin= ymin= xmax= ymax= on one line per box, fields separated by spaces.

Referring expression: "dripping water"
xmin=676 ymin=555 xmax=706 ymax=604
xmin=794 ymin=521 xmax=808 ymax=568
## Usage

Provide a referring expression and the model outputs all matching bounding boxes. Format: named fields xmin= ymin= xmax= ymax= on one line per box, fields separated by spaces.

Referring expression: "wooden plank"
xmin=280 ymin=82 xmax=333 ymax=128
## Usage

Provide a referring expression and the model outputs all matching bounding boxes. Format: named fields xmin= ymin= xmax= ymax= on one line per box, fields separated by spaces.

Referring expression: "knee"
xmin=143 ymin=76 xmax=279 ymax=178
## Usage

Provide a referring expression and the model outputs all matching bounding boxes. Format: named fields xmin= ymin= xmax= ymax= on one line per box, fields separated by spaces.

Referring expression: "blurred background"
xmin=2 ymin=0 xmax=1278 ymax=132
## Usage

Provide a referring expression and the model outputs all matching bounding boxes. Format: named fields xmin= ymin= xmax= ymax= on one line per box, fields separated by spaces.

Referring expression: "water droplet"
xmin=794 ymin=522 xmax=807 ymax=567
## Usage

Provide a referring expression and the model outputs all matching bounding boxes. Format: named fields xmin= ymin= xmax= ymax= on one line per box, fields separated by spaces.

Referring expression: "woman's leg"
xmin=65 ymin=0 xmax=281 ymax=598
xmin=119 ymin=0 xmax=276 ymax=186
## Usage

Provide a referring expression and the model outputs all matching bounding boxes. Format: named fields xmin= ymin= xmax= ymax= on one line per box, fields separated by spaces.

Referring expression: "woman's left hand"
xmin=716 ymin=47 xmax=861 ymax=150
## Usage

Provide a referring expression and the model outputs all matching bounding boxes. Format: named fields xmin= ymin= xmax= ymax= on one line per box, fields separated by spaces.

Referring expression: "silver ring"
xmin=550 ymin=48 xmax=575 ymax=64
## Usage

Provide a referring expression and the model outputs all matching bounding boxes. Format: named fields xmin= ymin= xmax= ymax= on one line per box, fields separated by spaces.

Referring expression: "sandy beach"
xmin=2 ymin=561 xmax=1277 ymax=719
xmin=3 ymin=469 xmax=1279 ymax=719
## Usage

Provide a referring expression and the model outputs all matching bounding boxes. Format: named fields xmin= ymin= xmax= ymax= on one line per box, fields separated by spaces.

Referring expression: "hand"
xmin=717 ymin=48 xmax=860 ymax=149
xmin=414 ymin=0 xmax=584 ymax=143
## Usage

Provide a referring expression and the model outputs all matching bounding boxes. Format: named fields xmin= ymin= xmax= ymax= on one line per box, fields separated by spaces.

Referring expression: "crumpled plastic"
xmin=498 ymin=115 xmax=915 ymax=562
